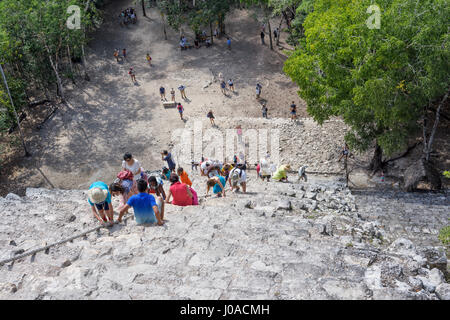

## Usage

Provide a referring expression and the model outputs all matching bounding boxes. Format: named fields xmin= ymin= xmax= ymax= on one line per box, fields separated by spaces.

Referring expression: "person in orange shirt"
xmin=177 ymin=167 xmax=192 ymax=187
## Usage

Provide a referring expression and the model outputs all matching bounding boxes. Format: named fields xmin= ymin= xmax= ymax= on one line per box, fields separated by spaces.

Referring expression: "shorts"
xmin=291 ymin=111 xmax=296 ymax=115
xmin=95 ymin=201 xmax=110 ymax=211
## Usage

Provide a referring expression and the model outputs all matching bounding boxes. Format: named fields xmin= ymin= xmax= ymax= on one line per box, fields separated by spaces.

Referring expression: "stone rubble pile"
xmin=183 ymin=117 xmax=371 ymax=175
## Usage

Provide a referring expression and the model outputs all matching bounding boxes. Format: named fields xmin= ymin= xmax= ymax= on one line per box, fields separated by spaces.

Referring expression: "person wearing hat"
xmin=272 ymin=164 xmax=291 ymax=182
xmin=88 ymin=181 xmax=114 ymax=224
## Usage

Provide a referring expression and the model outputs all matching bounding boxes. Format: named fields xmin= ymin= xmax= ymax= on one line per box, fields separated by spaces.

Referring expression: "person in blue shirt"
xmin=88 ymin=181 xmax=114 ymax=224
xmin=118 ymin=179 xmax=164 ymax=225
xmin=161 ymin=150 xmax=176 ymax=173
xmin=227 ymin=37 xmax=231 ymax=50
xmin=159 ymin=86 xmax=166 ymax=101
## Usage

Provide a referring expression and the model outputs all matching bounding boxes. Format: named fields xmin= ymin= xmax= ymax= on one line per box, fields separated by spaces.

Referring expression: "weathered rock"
xmin=5 ymin=193 xmax=22 ymax=201
xmin=419 ymin=248 xmax=447 ymax=273
xmin=435 ymin=283 xmax=450 ymax=300
xmin=427 ymin=268 xmax=445 ymax=288
xmin=403 ymin=159 xmax=442 ymax=191
xmin=244 ymin=201 xmax=255 ymax=209
xmin=277 ymin=200 xmax=292 ymax=211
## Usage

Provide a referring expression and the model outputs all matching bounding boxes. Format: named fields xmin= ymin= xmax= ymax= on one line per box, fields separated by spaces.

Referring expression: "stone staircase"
xmin=0 ymin=173 xmax=448 ymax=300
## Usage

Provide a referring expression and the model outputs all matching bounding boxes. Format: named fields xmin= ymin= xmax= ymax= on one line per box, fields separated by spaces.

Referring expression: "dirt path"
xmin=0 ymin=0 xmax=305 ymax=195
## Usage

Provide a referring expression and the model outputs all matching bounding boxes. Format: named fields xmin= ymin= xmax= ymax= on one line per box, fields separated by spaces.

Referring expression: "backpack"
xmin=231 ymin=169 xmax=241 ymax=183
xmin=117 ymin=170 xmax=133 ymax=181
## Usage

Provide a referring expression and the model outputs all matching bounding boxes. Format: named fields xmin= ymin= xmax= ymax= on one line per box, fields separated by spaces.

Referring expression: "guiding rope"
xmin=0 ymin=213 xmax=135 ymax=267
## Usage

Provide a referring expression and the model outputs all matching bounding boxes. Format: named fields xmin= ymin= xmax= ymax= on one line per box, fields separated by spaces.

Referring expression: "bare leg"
xmin=157 ymin=197 xmax=165 ymax=220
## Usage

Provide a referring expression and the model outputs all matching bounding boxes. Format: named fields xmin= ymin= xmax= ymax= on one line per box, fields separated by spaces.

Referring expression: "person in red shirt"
xmin=165 ymin=174 xmax=193 ymax=206
xmin=177 ymin=103 xmax=184 ymax=120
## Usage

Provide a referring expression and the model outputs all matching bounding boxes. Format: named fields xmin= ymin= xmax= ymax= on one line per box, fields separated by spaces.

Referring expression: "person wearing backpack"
xmin=229 ymin=164 xmax=247 ymax=192
xmin=259 ymin=158 xmax=271 ymax=181
xmin=297 ymin=166 xmax=308 ymax=182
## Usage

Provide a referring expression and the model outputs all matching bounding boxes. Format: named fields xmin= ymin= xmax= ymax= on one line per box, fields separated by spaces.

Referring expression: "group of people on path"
xmin=118 ymin=7 xmax=137 ymax=27
xmin=87 ymin=150 xmax=201 ymax=227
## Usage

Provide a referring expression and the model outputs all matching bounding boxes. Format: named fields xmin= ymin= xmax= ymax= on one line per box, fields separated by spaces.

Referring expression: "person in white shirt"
xmin=259 ymin=158 xmax=271 ymax=181
xmin=229 ymin=164 xmax=247 ymax=192
xmin=122 ymin=153 xmax=143 ymax=180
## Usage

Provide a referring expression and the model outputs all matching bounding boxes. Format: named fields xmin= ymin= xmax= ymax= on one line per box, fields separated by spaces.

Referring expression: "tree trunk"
xmin=210 ymin=22 xmax=213 ymax=44
xmin=161 ymin=13 xmax=167 ymax=40
xmin=142 ymin=0 xmax=146 ymax=17
xmin=81 ymin=45 xmax=90 ymax=81
xmin=219 ymin=14 xmax=225 ymax=36
xmin=268 ymin=19 xmax=273 ymax=50
xmin=46 ymin=51 xmax=64 ymax=101
xmin=276 ymin=15 xmax=283 ymax=46
xmin=369 ymin=142 xmax=383 ymax=174
xmin=0 ymin=64 xmax=31 ymax=157
xmin=424 ymin=91 xmax=448 ymax=161
xmin=67 ymin=45 xmax=75 ymax=83
xmin=282 ymin=11 xmax=291 ymax=30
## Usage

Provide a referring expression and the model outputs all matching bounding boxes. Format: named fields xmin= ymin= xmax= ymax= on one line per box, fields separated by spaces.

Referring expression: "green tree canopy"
xmin=284 ymin=0 xmax=449 ymax=168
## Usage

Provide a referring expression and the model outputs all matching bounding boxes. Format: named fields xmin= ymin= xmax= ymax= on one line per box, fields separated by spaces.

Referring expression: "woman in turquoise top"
xmin=206 ymin=176 xmax=226 ymax=197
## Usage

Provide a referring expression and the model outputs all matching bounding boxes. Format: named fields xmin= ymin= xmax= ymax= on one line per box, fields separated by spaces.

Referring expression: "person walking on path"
xmin=272 ymin=164 xmax=291 ymax=182
xmin=88 ymin=181 xmax=114 ymax=225
xmin=118 ymin=179 xmax=164 ymax=225
xmin=122 ymin=48 xmax=127 ymax=59
xmin=207 ymin=110 xmax=215 ymax=126
xmin=160 ymin=86 xmax=166 ymax=101
xmin=178 ymin=85 xmax=187 ymax=99
xmin=128 ymin=67 xmax=136 ymax=83
xmin=259 ymin=158 xmax=271 ymax=181
xmin=220 ymin=80 xmax=226 ymax=94
xmin=262 ymin=104 xmax=268 ymax=118
xmin=256 ymin=83 xmax=262 ymax=99
xmin=206 ymin=176 xmax=226 ymax=198
xmin=170 ymin=88 xmax=175 ymax=101
xmin=236 ymin=125 xmax=243 ymax=144
xmin=177 ymin=103 xmax=184 ymax=120
xmin=297 ymin=165 xmax=308 ymax=182
xmin=338 ymin=143 xmax=350 ymax=162
xmin=114 ymin=48 xmax=120 ymax=62
xmin=177 ymin=167 xmax=192 ymax=187
xmin=290 ymin=101 xmax=297 ymax=120
xmin=228 ymin=79 xmax=234 ymax=92
xmin=146 ymin=53 xmax=152 ymax=66
xmin=165 ymin=174 xmax=195 ymax=206
xmin=161 ymin=150 xmax=176 ymax=172
xmin=227 ymin=37 xmax=231 ymax=50
xmin=260 ymin=31 xmax=265 ymax=45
